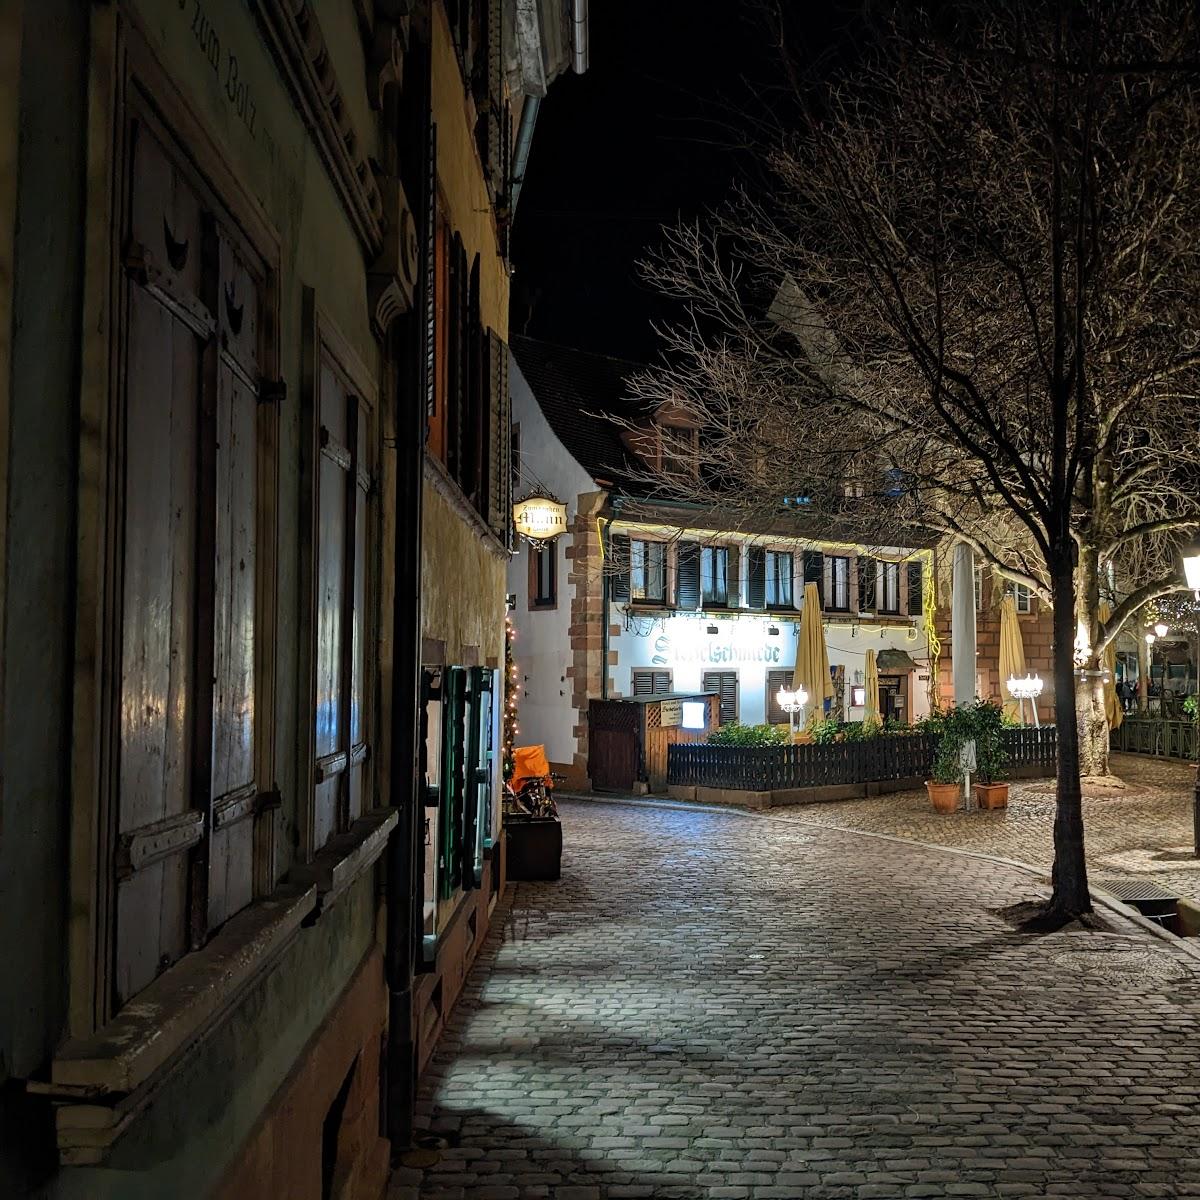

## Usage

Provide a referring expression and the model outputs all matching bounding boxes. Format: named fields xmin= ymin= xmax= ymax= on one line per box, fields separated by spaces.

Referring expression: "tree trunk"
xmin=1075 ymin=665 xmax=1109 ymax=776
xmin=1137 ymin=636 xmax=1150 ymax=713
xmin=1048 ymin=551 xmax=1091 ymax=920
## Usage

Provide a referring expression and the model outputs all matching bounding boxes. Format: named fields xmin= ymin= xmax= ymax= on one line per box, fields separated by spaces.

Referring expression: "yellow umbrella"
xmin=998 ymin=594 xmax=1027 ymax=723
xmin=1098 ymin=601 xmax=1123 ymax=731
xmin=863 ymin=648 xmax=881 ymax=729
xmin=793 ymin=581 xmax=835 ymax=723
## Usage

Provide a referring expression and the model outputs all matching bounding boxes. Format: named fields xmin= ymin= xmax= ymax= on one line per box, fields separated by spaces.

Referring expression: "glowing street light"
xmin=1005 ymin=672 xmax=1044 ymax=728
xmin=776 ymin=684 xmax=809 ymax=739
xmin=1155 ymin=621 xmax=1170 ymax=639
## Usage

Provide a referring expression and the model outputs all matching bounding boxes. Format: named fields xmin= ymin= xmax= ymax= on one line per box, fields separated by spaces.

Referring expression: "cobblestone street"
xmin=393 ymin=797 xmax=1200 ymax=1199
xmin=768 ymin=754 xmax=1200 ymax=901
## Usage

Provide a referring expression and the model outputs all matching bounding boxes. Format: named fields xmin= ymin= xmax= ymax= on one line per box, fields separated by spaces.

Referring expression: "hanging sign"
xmin=513 ymin=491 xmax=568 ymax=542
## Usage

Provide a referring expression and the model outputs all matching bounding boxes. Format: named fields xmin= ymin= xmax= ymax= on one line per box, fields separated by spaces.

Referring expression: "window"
xmin=701 ymin=547 xmax=729 ymax=606
xmin=858 ymin=557 xmax=877 ymax=612
xmin=880 ymin=562 xmax=901 ymax=614
xmin=974 ymin=567 xmax=984 ymax=611
xmin=511 ymin=421 xmax=521 ymax=493
xmin=766 ymin=551 xmax=794 ymax=608
xmin=660 ymin=423 xmax=698 ymax=478
xmin=907 ymin=561 xmax=924 ymax=617
xmin=632 ymin=669 xmax=672 ymax=696
xmin=1014 ymin=584 xmax=1032 ymax=614
xmin=827 ymin=556 xmax=850 ymax=611
xmin=702 ymin=670 xmax=739 ymax=725
xmin=631 ymin=540 xmax=666 ymax=603
xmin=111 ymin=109 xmax=274 ymax=1007
xmin=312 ymin=337 xmax=375 ymax=855
xmin=766 ymin=669 xmax=795 ymax=724
xmin=529 ymin=543 xmax=556 ymax=608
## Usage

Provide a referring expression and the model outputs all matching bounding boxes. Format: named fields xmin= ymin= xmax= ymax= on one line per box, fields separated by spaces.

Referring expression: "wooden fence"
xmin=1111 ymin=718 xmax=1196 ymax=761
xmin=667 ymin=727 xmax=1058 ymax=793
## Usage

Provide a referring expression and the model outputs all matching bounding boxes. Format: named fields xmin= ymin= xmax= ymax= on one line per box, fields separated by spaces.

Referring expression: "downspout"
xmin=509 ymin=94 xmax=539 ymax=218
xmin=571 ymin=0 xmax=589 ymax=74
xmin=384 ymin=33 xmax=431 ymax=1155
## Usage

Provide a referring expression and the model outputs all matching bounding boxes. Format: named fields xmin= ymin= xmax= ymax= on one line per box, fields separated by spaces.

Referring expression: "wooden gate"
xmin=587 ymin=700 xmax=641 ymax=791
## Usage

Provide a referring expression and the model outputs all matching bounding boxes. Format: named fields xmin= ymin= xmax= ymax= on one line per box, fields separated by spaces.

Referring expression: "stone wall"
xmin=564 ymin=493 xmax=608 ymax=786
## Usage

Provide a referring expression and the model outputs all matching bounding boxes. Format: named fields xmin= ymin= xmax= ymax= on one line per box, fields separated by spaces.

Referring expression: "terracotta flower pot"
xmin=975 ymin=782 xmax=1009 ymax=810
xmin=926 ymin=781 xmax=961 ymax=813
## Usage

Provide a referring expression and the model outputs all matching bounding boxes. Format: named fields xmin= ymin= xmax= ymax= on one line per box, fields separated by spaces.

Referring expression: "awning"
xmin=876 ymin=648 xmax=919 ymax=672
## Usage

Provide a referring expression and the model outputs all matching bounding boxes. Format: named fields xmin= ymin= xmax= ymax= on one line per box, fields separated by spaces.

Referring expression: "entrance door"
xmin=879 ymin=674 xmax=906 ymax=722
xmin=588 ymin=700 xmax=640 ymax=791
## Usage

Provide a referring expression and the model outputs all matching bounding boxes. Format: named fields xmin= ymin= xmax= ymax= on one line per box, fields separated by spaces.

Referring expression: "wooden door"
xmin=588 ymin=700 xmax=640 ymax=791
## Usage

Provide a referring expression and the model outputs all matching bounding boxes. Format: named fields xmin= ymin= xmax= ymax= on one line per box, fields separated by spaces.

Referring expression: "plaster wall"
xmin=610 ymin=610 xmax=933 ymax=726
xmin=506 ymin=354 xmax=595 ymax=765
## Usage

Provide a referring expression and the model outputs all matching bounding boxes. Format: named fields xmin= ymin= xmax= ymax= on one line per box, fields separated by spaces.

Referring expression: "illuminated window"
xmin=631 ymin=540 xmax=666 ymax=603
xmin=701 ymin=547 xmax=729 ymax=606
xmin=766 ymin=551 xmax=793 ymax=608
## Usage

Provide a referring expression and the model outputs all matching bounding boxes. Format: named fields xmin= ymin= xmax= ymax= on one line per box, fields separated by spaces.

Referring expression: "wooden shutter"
xmin=440 ymin=666 xmax=467 ymax=899
xmin=858 ymin=556 xmax=877 ymax=612
xmin=766 ymin=669 xmax=792 ymax=724
xmin=487 ymin=329 xmax=510 ymax=541
xmin=632 ymin=669 xmax=670 ymax=696
xmin=907 ymin=561 xmax=924 ymax=617
xmin=702 ymin=670 xmax=738 ymax=725
xmin=446 ymin=234 xmax=466 ymax=483
xmin=116 ymin=122 xmax=208 ymax=1002
xmin=802 ymin=550 xmax=824 ymax=608
xmin=746 ymin=547 xmax=765 ymax=610
xmin=609 ymin=533 xmax=631 ymax=602
xmin=348 ymin=407 xmax=370 ymax=824
xmin=727 ymin=545 xmax=741 ymax=608
xmin=676 ymin=542 xmax=701 ymax=609
xmin=421 ymin=121 xmax=437 ymax=421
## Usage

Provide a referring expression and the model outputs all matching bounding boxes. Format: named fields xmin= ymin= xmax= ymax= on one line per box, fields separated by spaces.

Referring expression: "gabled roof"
xmin=510 ymin=335 xmax=647 ymax=488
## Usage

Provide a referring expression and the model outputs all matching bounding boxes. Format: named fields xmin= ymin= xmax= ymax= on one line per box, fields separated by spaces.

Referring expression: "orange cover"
xmin=511 ymin=744 xmax=551 ymax=789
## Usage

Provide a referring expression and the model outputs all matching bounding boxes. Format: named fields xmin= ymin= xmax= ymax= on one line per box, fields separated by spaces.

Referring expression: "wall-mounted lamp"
xmin=768 ymin=625 xmax=779 ymax=636
xmin=706 ymin=624 xmax=719 ymax=635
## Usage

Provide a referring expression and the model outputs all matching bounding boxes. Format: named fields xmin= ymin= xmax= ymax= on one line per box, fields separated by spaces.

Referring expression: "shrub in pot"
xmin=970 ymin=701 xmax=1011 ymax=809
xmin=926 ymin=730 xmax=963 ymax=813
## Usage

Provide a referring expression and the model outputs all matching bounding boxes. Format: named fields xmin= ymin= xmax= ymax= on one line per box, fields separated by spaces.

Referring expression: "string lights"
xmin=503 ymin=611 xmax=520 ymax=778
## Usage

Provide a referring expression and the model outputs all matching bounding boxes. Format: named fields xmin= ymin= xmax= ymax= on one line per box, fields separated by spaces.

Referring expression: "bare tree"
xmin=627 ymin=1 xmax=1200 ymax=921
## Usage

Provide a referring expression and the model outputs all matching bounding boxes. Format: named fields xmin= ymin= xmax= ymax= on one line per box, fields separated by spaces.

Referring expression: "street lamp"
xmin=1155 ymin=621 xmax=1169 ymax=639
xmin=1005 ymin=672 xmax=1044 ymax=728
xmin=776 ymin=685 xmax=809 ymax=740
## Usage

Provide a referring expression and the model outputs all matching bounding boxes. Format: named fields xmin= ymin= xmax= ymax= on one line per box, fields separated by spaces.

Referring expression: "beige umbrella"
xmin=998 ymin=594 xmax=1027 ymax=723
xmin=863 ymin=648 xmax=881 ymax=728
xmin=1098 ymin=600 xmax=1124 ymax=731
xmin=793 ymin=581 xmax=835 ymax=724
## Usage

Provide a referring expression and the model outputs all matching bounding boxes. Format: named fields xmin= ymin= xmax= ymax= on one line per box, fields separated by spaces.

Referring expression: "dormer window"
xmin=660 ymin=422 xmax=699 ymax=480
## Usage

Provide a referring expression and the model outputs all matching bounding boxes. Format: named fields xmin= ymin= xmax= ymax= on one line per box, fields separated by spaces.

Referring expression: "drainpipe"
xmin=509 ymin=94 xmax=539 ymax=218
xmin=384 ymin=34 xmax=431 ymax=1155
xmin=570 ymin=0 xmax=589 ymax=74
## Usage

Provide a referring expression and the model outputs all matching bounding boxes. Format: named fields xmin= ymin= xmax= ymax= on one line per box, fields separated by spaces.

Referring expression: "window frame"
xmin=880 ymin=561 xmax=901 ymax=615
xmin=702 ymin=669 xmax=739 ymax=726
xmin=766 ymin=668 xmax=794 ymax=725
xmin=528 ymin=541 xmax=557 ymax=609
xmin=701 ymin=545 xmax=729 ymax=607
xmin=826 ymin=555 xmax=851 ymax=612
xmin=1014 ymin=584 xmax=1033 ymax=615
xmin=765 ymin=550 xmax=794 ymax=609
xmin=301 ymin=293 xmax=379 ymax=861
xmin=630 ymin=538 xmax=667 ymax=604
xmin=74 ymin=61 xmax=283 ymax=1035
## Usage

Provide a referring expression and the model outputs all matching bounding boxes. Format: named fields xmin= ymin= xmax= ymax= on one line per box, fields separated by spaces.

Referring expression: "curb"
xmin=558 ymin=791 xmax=1200 ymax=967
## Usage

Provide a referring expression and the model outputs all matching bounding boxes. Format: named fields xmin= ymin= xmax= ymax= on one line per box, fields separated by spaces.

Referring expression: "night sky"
xmin=511 ymin=0 xmax=865 ymax=363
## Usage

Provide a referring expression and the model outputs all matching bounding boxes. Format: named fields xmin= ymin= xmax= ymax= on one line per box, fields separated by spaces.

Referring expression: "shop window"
xmin=880 ymin=562 xmax=901 ymax=614
xmin=701 ymin=547 xmax=729 ymax=606
xmin=631 ymin=540 xmax=666 ymax=603
xmin=311 ymin=344 xmax=374 ymax=854
xmin=766 ymin=669 xmax=794 ymax=724
xmin=1014 ymin=584 xmax=1033 ymax=614
xmin=529 ymin=543 xmax=556 ymax=608
xmin=827 ymin=556 xmax=850 ymax=611
xmin=632 ymin=669 xmax=672 ymax=696
xmin=766 ymin=551 xmax=794 ymax=608
xmin=702 ymin=670 xmax=739 ymax=725
xmin=111 ymin=110 xmax=273 ymax=1008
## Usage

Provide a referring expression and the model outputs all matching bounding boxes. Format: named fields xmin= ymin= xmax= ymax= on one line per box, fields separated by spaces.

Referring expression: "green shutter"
xmin=440 ymin=667 xmax=467 ymax=900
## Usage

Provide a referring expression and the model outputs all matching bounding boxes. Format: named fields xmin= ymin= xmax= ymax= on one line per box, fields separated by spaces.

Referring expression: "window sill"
xmin=36 ymin=882 xmax=318 ymax=1162
xmin=291 ymin=807 xmax=399 ymax=914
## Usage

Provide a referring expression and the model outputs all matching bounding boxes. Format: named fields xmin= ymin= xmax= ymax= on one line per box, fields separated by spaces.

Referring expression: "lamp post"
xmin=776 ymin=685 xmax=809 ymax=740
xmin=1005 ymin=672 xmax=1044 ymax=728
xmin=1182 ymin=540 xmax=1200 ymax=856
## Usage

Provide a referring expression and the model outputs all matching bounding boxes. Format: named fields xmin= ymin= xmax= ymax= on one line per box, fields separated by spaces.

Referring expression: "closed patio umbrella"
xmin=792 ymin=581 xmax=835 ymax=724
xmin=998 ymin=594 xmax=1027 ymax=723
xmin=1098 ymin=600 xmax=1124 ymax=731
xmin=863 ymin=648 xmax=881 ymax=728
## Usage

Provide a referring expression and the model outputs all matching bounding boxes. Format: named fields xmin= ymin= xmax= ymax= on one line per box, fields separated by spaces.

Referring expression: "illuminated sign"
xmin=647 ymin=618 xmax=789 ymax=668
xmin=681 ymin=701 xmax=706 ymax=729
xmin=513 ymin=493 xmax=568 ymax=542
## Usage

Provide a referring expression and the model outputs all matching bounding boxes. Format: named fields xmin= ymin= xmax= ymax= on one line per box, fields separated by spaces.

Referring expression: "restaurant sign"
xmin=513 ymin=491 xmax=568 ymax=543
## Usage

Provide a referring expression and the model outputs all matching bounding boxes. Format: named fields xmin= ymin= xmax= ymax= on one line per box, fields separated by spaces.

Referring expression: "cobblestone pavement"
xmin=392 ymin=798 xmax=1200 ymax=1199
xmin=769 ymin=754 xmax=1200 ymax=900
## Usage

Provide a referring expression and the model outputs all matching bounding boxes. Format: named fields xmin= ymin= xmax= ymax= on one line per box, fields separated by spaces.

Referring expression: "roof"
xmin=511 ymin=335 xmax=647 ymax=488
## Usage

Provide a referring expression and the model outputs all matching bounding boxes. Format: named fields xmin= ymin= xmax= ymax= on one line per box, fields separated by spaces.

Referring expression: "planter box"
xmin=975 ymin=782 xmax=1009 ymax=809
xmin=926 ymin=781 xmax=961 ymax=813
xmin=505 ymin=817 xmax=562 ymax=882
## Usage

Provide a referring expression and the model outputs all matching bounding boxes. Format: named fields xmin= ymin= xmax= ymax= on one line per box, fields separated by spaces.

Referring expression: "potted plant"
xmin=972 ymin=702 xmax=1011 ymax=809
xmin=926 ymin=728 xmax=963 ymax=813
